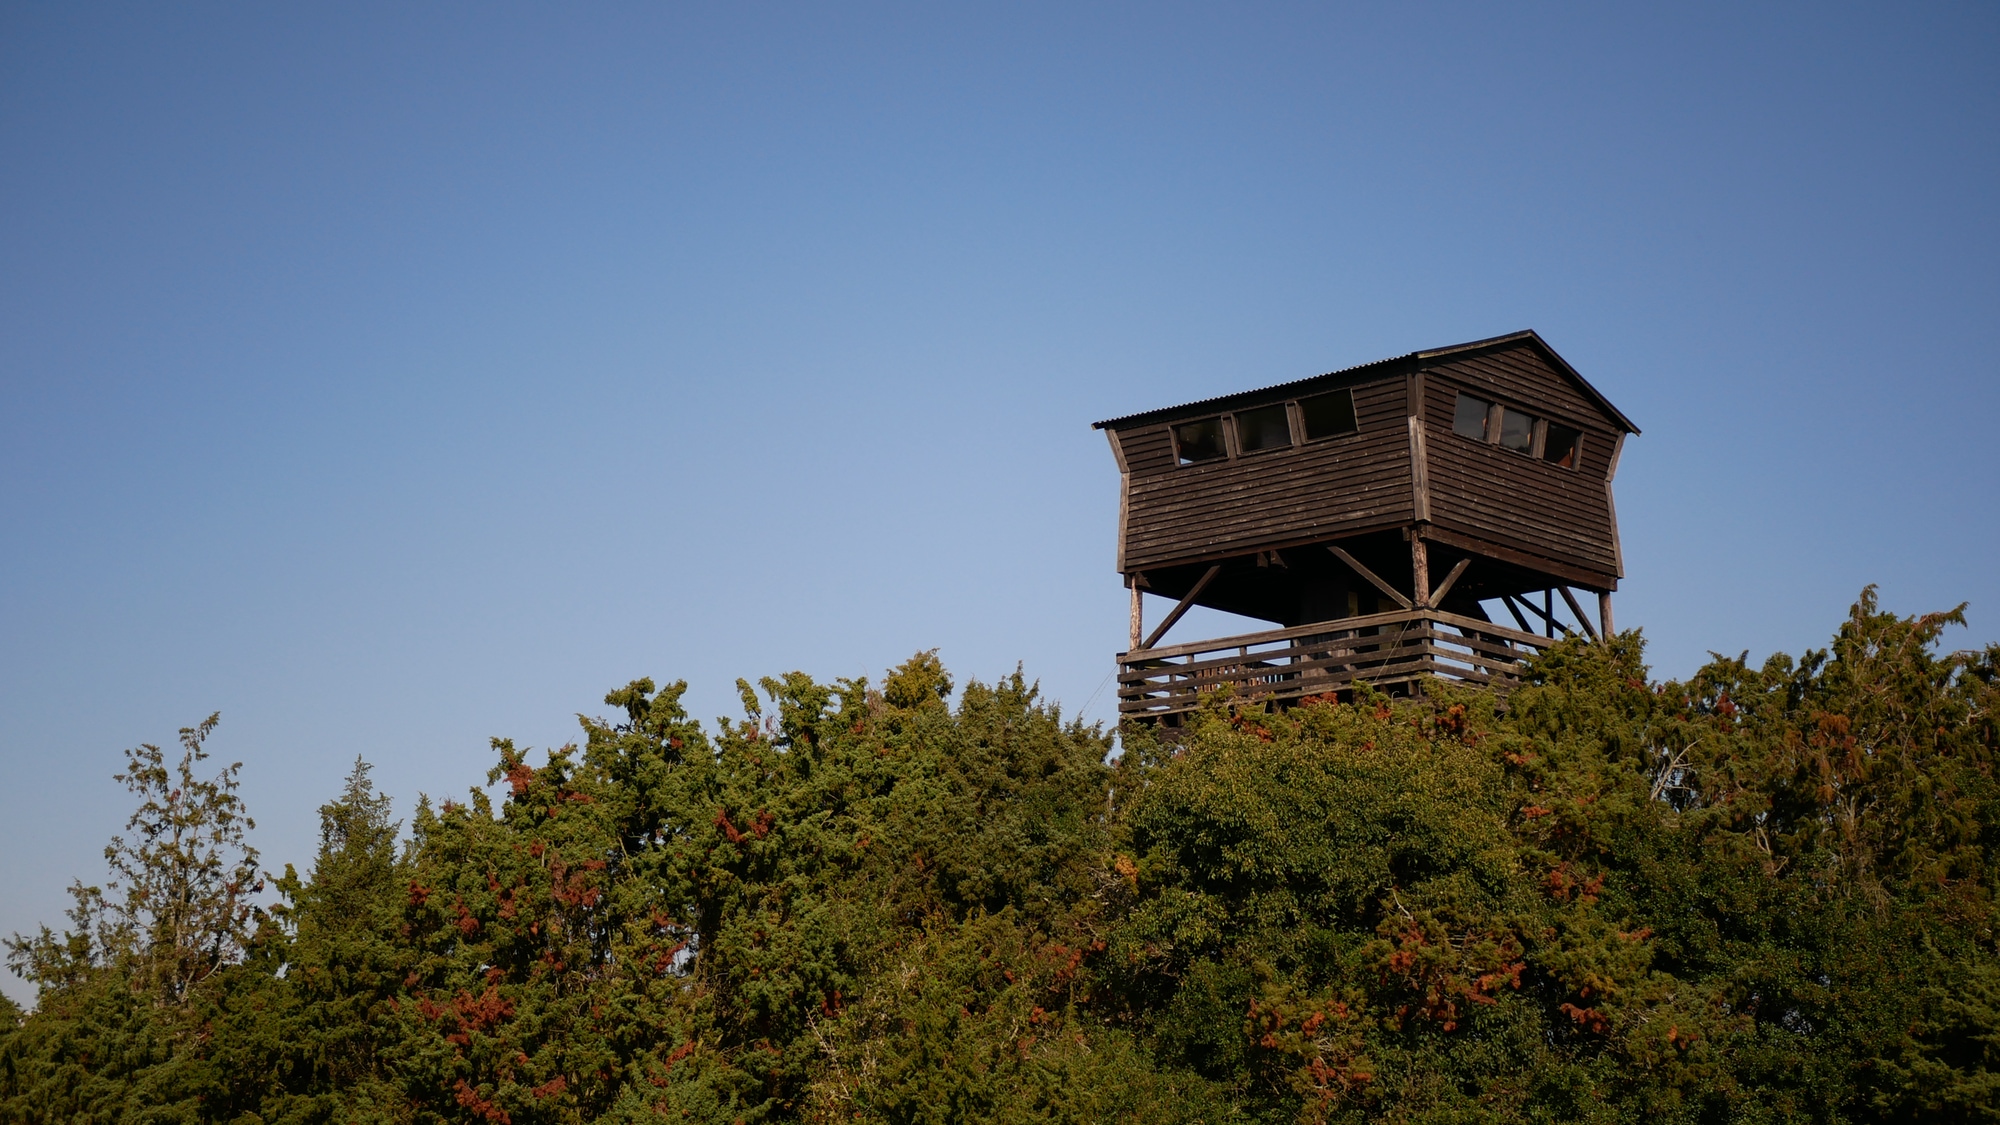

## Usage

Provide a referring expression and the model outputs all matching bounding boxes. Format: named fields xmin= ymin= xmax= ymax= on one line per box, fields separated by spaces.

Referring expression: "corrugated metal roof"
xmin=1091 ymin=330 xmax=1639 ymax=434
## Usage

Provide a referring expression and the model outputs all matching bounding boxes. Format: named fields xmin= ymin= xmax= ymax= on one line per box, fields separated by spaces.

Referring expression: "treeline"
xmin=3 ymin=588 xmax=1997 ymax=1124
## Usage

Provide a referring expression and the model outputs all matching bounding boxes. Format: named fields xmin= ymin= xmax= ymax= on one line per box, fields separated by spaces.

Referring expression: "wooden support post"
xmin=1327 ymin=545 xmax=1412 ymax=610
xmin=1558 ymin=586 xmax=1599 ymax=641
xmin=1140 ymin=564 xmax=1221 ymax=650
xmin=1543 ymin=590 xmax=1555 ymax=638
xmin=1430 ymin=557 xmax=1472 ymax=606
xmin=1408 ymin=418 xmax=1432 ymax=522
xmin=1598 ymin=591 xmax=1615 ymax=639
xmin=1410 ymin=533 xmax=1431 ymax=609
xmin=1128 ymin=580 xmax=1143 ymax=651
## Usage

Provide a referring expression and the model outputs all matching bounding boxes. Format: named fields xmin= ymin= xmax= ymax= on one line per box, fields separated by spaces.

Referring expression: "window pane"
xmin=1452 ymin=393 xmax=1491 ymax=440
xmin=1173 ymin=417 xmax=1227 ymax=464
xmin=1300 ymin=389 xmax=1357 ymax=440
xmin=1542 ymin=422 xmax=1582 ymax=468
xmin=1235 ymin=403 xmax=1292 ymax=452
xmin=1498 ymin=407 xmax=1535 ymax=453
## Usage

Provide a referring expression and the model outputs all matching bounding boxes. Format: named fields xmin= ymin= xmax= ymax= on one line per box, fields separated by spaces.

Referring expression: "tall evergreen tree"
xmin=253 ymin=757 xmax=412 ymax=1122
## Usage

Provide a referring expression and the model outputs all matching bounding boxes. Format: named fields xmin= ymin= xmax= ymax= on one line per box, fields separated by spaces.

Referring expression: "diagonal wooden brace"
xmin=1326 ymin=545 xmax=1413 ymax=610
xmin=1558 ymin=586 xmax=1600 ymax=641
xmin=1505 ymin=592 xmax=1573 ymax=637
xmin=1429 ymin=557 xmax=1473 ymax=606
xmin=1139 ymin=564 xmax=1222 ymax=650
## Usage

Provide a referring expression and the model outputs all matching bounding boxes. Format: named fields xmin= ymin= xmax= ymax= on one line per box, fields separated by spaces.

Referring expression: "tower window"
xmin=1300 ymin=389 xmax=1358 ymax=440
xmin=1173 ymin=417 xmax=1228 ymax=464
xmin=1498 ymin=407 xmax=1536 ymax=453
xmin=1542 ymin=422 xmax=1582 ymax=469
xmin=1235 ymin=403 xmax=1293 ymax=452
xmin=1455 ymin=390 xmax=1576 ymax=464
xmin=1452 ymin=393 xmax=1491 ymax=440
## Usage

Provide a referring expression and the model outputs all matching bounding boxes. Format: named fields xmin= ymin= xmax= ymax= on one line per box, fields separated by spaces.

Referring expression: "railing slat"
xmin=1120 ymin=608 xmax=1431 ymax=661
xmin=1115 ymin=610 xmax=1548 ymax=719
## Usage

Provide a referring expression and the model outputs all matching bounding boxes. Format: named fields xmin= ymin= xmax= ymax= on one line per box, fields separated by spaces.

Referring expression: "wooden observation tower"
xmin=1095 ymin=330 xmax=1637 ymax=724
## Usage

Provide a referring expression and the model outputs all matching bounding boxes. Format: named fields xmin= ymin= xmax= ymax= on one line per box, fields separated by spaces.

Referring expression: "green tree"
xmin=7 ymin=713 xmax=260 ymax=1004
xmin=0 ymin=713 xmax=261 ymax=1123
xmin=2 ymin=593 xmax=1994 ymax=1124
xmin=216 ymin=757 xmax=415 ymax=1123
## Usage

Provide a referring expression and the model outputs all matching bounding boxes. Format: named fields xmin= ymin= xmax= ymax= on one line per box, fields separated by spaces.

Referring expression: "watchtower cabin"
xmin=1096 ymin=330 xmax=1637 ymax=724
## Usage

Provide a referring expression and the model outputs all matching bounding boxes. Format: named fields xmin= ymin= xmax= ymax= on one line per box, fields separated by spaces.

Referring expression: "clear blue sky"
xmin=3 ymin=3 xmax=1995 ymax=1000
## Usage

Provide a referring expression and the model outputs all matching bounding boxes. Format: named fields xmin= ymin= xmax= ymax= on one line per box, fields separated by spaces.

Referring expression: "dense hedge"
xmin=4 ymin=589 xmax=1997 ymax=1123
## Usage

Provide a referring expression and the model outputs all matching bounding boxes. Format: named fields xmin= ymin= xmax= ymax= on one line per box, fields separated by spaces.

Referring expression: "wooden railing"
xmin=1116 ymin=609 xmax=1553 ymax=720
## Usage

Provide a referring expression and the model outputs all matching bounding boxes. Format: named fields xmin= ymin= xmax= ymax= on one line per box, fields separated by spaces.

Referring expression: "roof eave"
xmin=1092 ymin=329 xmax=1640 ymax=435
xmin=1090 ymin=352 xmax=1413 ymax=430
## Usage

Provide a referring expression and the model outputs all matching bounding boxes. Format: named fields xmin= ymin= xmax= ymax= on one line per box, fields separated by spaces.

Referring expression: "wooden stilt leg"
xmin=1598 ymin=591 xmax=1614 ymax=639
xmin=1410 ymin=532 xmax=1431 ymax=609
xmin=1128 ymin=581 xmax=1143 ymax=652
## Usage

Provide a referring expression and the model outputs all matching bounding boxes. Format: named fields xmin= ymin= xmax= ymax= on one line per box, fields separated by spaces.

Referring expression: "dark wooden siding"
xmin=1118 ymin=377 xmax=1411 ymax=572
xmin=1422 ymin=345 xmax=1620 ymax=581
xmin=1433 ymin=345 xmax=1609 ymax=428
xmin=1116 ymin=426 xmax=1176 ymax=475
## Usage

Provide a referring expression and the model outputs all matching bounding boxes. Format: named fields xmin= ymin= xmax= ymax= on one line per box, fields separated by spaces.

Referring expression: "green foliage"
xmin=6 ymin=713 xmax=262 ymax=1005
xmin=0 ymin=714 xmax=269 ymax=1125
xmin=4 ymin=592 xmax=1997 ymax=1123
